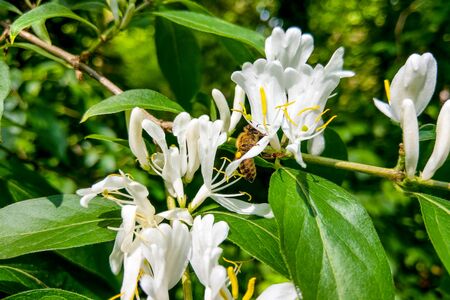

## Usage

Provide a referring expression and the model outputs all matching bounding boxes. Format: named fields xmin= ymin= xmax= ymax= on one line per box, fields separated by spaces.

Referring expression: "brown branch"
xmin=1 ymin=23 xmax=173 ymax=130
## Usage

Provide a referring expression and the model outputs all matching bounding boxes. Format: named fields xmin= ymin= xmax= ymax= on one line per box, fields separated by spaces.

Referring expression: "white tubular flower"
xmin=265 ymin=27 xmax=314 ymax=71
xmin=401 ymin=99 xmax=420 ymax=178
xmin=229 ymin=85 xmax=245 ymax=133
xmin=231 ymin=59 xmax=287 ymax=150
xmin=142 ymin=119 xmax=185 ymax=201
xmin=373 ymin=53 xmax=437 ymax=122
xmin=256 ymin=282 xmax=300 ymax=300
xmin=190 ymin=118 xmax=273 ymax=218
xmin=307 ymin=132 xmax=326 ymax=156
xmin=129 ymin=107 xmax=153 ymax=170
xmin=140 ymin=221 xmax=191 ymax=300
xmin=190 ymin=215 xmax=230 ymax=300
xmin=422 ymin=101 xmax=450 ymax=180
xmin=212 ymin=89 xmax=231 ymax=133
xmin=120 ymin=246 xmax=144 ymax=300
xmin=373 ymin=53 xmax=437 ymax=177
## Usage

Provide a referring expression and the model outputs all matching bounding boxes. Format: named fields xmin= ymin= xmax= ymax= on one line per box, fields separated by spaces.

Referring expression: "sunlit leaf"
xmin=153 ymin=10 xmax=264 ymax=54
xmin=211 ymin=211 xmax=289 ymax=277
xmin=8 ymin=43 xmax=70 ymax=67
xmin=417 ymin=193 xmax=450 ymax=273
xmin=3 ymin=288 xmax=91 ymax=299
xmin=0 ymin=195 xmax=120 ymax=259
xmin=81 ymin=89 xmax=184 ymax=122
xmin=85 ymin=134 xmax=129 ymax=147
xmin=269 ymin=168 xmax=394 ymax=300
xmin=9 ymin=3 xmax=98 ymax=42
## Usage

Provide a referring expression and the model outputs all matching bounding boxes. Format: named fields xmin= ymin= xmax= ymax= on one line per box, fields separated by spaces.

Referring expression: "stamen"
xmin=223 ymin=257 xmax=240 ymax=271
xmin=315 ymin=108 xmax=330 ymax=123
xmin=282 ymin=108 xmax=298 ymax=126
xmin=108 ymin=292 xmax=124 ymax=300
xmin=242 ymin=277 xmax=256 ymax=300
xmin=239 ymin=191 xmax=252 ymax=202
xmin=227 ymin=266 xmax=239 ymax=299
xmin=301 ymin=125 xmax=309 ymax=132
xmin=221 ymin=156 xmax=232 ymax=163
xmin=275 ymin=100 xmax=296 ymax=109
xmin=234 ymin=102 xmax=252 ymax=121
xmin=316 ymin=115 xmax=337 ymax=132
xmin=220 ymin=288 xmax=230 ymax=300
xmin=296 ymin=105 xmax=320 ymax=116
xmin=384 ymin=79 xmax=391 ymax=103
xmin=259 ymin=87 xmax=268 ymax=127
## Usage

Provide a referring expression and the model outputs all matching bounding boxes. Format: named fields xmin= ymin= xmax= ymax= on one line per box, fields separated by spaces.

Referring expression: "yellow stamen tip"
xmin=384 ymin=79 xmax=391 ymax=103
xmin=242 ymin=277 xmax=257 ymax=300
xmin=227 ymin=266 xmax=239 ymax=299
xmin=235 ymin=152 xmax=242 ymax=159
xmin=108 ymin=292 xmax=123 ymax=300
xmin=301 ymin=125 xmax=309 ymax=132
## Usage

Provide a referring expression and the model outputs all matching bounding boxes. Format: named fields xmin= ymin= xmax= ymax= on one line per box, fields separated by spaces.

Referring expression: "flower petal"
xmin=157 ymin=208 xmax=193 ymax=225
xmin=422 ymin=101 xmax=450 ymax=180
xmin=211 ymin=195 xmax=274 ymax=218
xmin=129 ymin=108 xmax=151 ymax=169
xmin=401 ymin=99 xmax=419 ymax=178
xmin=212 ymin=88 xmax=231 ymax=133
xmin=307 ymin=132 xmax=325 ymax=155
xmin=373 ymin=98 xmax=397 ymax=122
xmin=256 ymin=282 xmax=299 ymax=300
xmin=229 ymin=85 xmax=245 ymax=133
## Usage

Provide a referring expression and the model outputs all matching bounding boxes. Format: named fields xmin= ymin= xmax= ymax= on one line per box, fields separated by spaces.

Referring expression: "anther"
xmin=227 ymin=266 xmax=239 ymax=299
xmin=242 ymin=277 xmax=257 ymax=300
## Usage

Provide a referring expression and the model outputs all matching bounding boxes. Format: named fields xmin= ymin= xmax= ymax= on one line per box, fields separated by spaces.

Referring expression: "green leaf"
xmin=220 ymin=37 xmax=260 ymax=65
xmin=211 ymin=211 xmax=289 ymax=278
xmin=155 ymin=17 xmax=201 ymax=106
xmin=0 ymin=0 xmax=22 ymax=15
xmin=0 ymin=194 xmax=120 ymax=259
xmin=85 ymin=134 xmax=129 ymax=147
xmin=0 ymin=59 xmax=10 ymax=140
xmin=9 ymin=3 xmax=98 ymax=42
xmin=31 ymin=21 xmax=52 ymax=44
xmin=419 ymin=124 xmax=436 ymax=141
xmin=153 ymin=10 xmax=264 ymax=54
xmin=0 ymin=266 xmax=47 ymax=294
xmin=8 ymin=43 xmax=71 ymax=67
xmin=269 ymin=168 xmax=394 ymax=300
xmin=163 ymin=0 xmax=210 ymax=14
xmin=417 ymin=193 xmax=450 ymax=273
xmin=3 ymin=288 xmax=92 ymax=299
xmin=56 ymin=243 xmax=120 ymax=289
xmin=81 ymin=89 xmax=184 ymax=122
xmin=0 ymin=159 xmax=59 ymax=205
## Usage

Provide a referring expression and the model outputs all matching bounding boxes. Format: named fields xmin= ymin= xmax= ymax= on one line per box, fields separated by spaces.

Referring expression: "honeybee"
xmin=235 ymin=125 xmax=264 ymax=182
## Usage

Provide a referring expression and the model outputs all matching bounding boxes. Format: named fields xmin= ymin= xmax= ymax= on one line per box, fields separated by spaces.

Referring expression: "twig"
xmin=1 ymin=23 xmax=173 ymax=130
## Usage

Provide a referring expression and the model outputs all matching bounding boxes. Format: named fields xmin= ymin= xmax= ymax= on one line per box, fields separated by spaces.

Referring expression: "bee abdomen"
xmin=239 ymin=159 xmax=257 ymax=183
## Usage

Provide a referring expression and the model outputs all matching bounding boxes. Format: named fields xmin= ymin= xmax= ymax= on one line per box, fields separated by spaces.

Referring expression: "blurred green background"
xmin=1 ymin=0 xmax=449 ymax=299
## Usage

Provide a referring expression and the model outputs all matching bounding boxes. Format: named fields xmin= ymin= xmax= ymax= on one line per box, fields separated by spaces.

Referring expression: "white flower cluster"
xmin=223 ymin=27 xmax=354 ymax=169
xmin=373 ymin=53 xmax=450 ymax=180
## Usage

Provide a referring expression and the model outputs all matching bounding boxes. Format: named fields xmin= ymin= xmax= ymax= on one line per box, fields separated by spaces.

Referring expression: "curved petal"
xmin=421 ymin=101 xmax=450 ymax=180
xmin=120 ymin=247 xmax=143 ymax=300
xmin=212 ymin=89 xmax=231 ymax=133
xmin=142 ymin=119 xmax=169 ymax=154
xmin=129 ymin=108 xmax=151 ymax=169
xmin=225 ymin=136 xmax=270 ymax=177
xmin=157 ymin=208 xmax=193 ymax=225
xmin=401 ymin=99 xmax=419 ymax=178
xmin=373 ymin=98 xmax=397 ymax=122
xmin=307 ymin=132 xmax=325 ymax=155
xmin=286 ymin=141 xmax=306 ymax=168
xmin=229 ymin=85 xmax=245 ymax=133
xmin=211 ymin=195 xmax=274 ymax=218
xmin=256 ymin=282 xmax=299 ymax=300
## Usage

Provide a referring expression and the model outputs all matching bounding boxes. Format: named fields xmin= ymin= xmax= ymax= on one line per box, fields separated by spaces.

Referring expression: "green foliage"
xmin=269 ymin=168 xmax=394 ymax=299
xmin=0 ymin=266 xmax=47 ymax=294
xmin=0 ymin=60 xmax=10 ymax=139
xmin=3 ymin=288 xmax=91 ymax=299
xmin=418 ymin=193 xmax=450 ymax=273
xmin=212 ymin=211 xmax=289 ymax=277
xmin=155 ymin=18 xmax=201 ymax=106
xmin=81 ymin=89 xmax=184 ymax=122
xmin=0 ymin=195 xmax=119 ymax=259
xmin=9 ymin=3 xmax=97 ymax=41
xmin=153 ymin=10 xmax=265 ymax=54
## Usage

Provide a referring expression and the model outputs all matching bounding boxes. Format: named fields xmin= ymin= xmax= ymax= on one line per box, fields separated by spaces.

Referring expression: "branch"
xmin=1 ymin=23 xmax=173 ymax=130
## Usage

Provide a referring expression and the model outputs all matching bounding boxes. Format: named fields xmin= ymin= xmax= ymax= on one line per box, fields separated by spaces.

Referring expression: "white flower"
xmin=139 ymin=220 xmax=191 ymax=300
xmin=231 ymin=59 xmax=287 ymax=150
xmin=190 ymin=117 xmax=273 ymax=218
xmin=373 ymin=53 xmax=437 ymax=178
xmin=265 ymin=27 xmax=314 ymax=71
xmin=211 ymin=85 xmax=246 ymax=134
xmin=256 ymin=282 xmax=300 ymax=300
xmin=421 ymin=101 xmax=450 ymax=180
xmin=119 ymin=245 xmax=145 ymax=300
xmin=280 ymin=48 xmax=352 ymax=167
xmin=129 ymin=107 xmax=153 ymax=170
xmin=373 ymin=53 xmax=437 ymax=123
xmin=190 ymin=215 xmax=231 ymax=300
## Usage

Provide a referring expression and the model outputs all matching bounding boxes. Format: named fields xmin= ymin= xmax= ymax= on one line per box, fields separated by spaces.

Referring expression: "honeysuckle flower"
xmin=373 ymin=53 xmax=437 ymax=178
xmin=119 ymin=245 xmax=145 ymax=300
xmin=139 ymin=220 xmax=191 ymax=300
xmin=190 ymin=214 xmax=231 ymax=300
xmin=190 ymin=117 xmax=273 ymax=218
xmin=231 ymin=58 xmax=287 ymax=150
xmin=281 ymin=48 xmax=352 ymax=167
xmin=421 ymin=100 xmax=450 ymax=180
xmin=256 ymin=282 xmax=300 ymax=300
xmin=265 ymin=27 xmax=314 ymax=71
xmin=129 ymin=107 xmax=153 ymax=170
